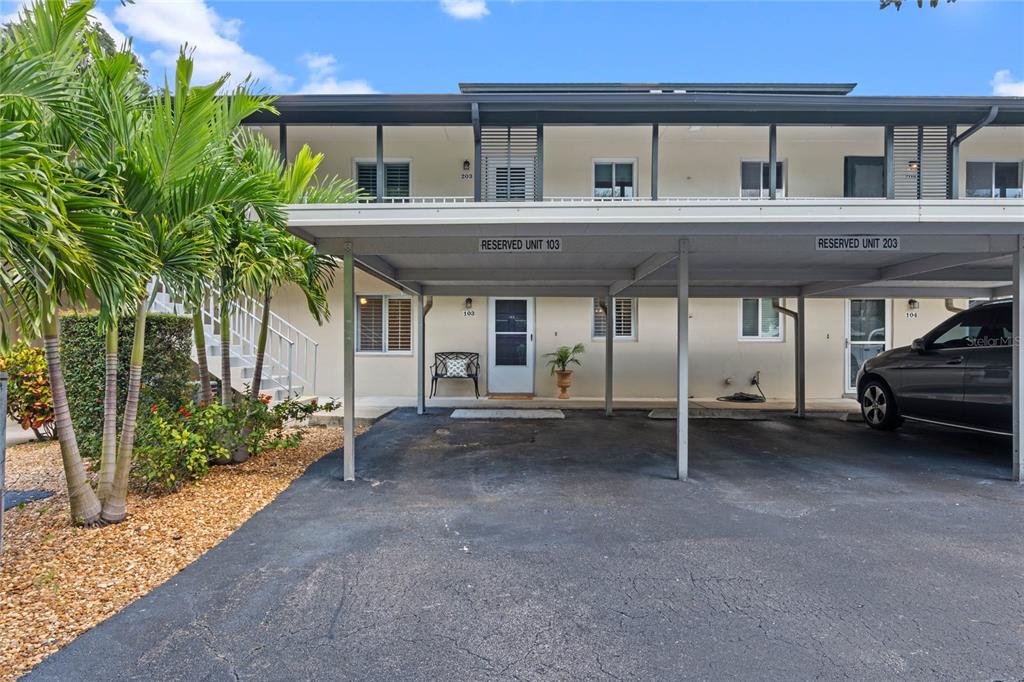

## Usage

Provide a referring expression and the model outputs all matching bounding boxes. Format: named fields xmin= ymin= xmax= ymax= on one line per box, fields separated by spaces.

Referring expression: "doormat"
xmin=450 ymin=409 xmax=564 ymax=420
xmin=487 ymin=393 xmax=534 ymax=400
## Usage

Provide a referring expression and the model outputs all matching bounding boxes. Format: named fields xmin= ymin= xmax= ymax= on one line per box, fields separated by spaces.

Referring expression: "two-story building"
xmin=223 ymin=82 xmax=1024 ymax=479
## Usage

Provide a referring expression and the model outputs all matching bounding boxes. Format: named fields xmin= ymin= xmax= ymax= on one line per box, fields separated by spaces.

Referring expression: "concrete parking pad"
xmin=28 ymin=410 xmax=1022 ymax=681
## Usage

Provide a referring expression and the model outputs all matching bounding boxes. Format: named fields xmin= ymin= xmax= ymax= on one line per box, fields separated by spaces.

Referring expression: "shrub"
xmin=61 ymin=312 xmax=194 ymax=459
xmin=0 ymin=342 xmax=55 ymax=439
xmin=133 ymin=396 xmax=338 ymax=490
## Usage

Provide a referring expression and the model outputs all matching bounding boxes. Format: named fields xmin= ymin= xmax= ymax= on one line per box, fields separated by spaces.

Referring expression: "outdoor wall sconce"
xmin=906 ymin=159 xmax=920 ymax=173
xmin=359 ymin=296 xmax=368 ymax=306
xmin=462 ymin=160 xmax=471 ymax=171
xmin=464 ymin=297 xmax=473 ymax=310
xmin=907 ymin=299 xmax=920 ymax=310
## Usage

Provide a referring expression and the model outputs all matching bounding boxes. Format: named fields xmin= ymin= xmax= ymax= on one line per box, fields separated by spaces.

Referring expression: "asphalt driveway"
xmin=27 ymin=410 xmax=1024 ymax=681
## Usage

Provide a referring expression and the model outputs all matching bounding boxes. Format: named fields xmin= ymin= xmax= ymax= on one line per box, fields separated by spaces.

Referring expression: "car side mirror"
xmin=911 ymin=338 xmax=926 ymax=353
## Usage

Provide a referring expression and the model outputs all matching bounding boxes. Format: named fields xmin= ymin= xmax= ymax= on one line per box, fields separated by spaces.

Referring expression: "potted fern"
xmin=544 ymin=343 xmax=585 ymax=399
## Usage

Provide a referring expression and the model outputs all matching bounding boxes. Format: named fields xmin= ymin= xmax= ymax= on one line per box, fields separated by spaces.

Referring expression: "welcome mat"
xmin=450 ymin=409 xmax=564 ymax=420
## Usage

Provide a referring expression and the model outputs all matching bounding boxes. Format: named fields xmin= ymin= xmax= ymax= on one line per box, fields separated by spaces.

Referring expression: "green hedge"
xmin=61 ymin=312 xmax=194 ymax=460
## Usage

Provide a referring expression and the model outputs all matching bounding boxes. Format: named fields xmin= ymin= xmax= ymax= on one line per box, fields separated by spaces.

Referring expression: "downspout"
xmin=773 ymin=298 xmax=803 ymax=417
xmin=948 ymin=105 xmax=999 ymax=199
xmin=945 ymin=299 xmax=966 ymax=313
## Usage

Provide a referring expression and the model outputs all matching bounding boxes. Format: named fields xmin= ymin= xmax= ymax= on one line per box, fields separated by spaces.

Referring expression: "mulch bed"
xmin=0 ymin=428 xmax=346 ymax=680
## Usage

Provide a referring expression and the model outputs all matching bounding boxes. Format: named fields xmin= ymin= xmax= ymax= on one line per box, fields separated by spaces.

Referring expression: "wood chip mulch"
xmin=0 ymin=427 xmax=347 ymax=681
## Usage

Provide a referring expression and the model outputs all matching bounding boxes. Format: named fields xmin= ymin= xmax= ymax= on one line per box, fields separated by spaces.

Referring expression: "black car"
xmin=856 ymin=300 xmax=1012 ymax=435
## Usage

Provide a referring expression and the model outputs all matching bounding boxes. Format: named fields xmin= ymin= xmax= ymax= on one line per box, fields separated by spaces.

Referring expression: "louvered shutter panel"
xmin=356 ymin=163 xmax=377 ymax=198
xmin=614 ymin=299 xmax=635 ymax=338
xmin=384 ymin=163 xmax=410 ymax=198
xmin=592 ymin=298 xmax=608 ymax=337
xmin=358 ymin=296 xmax=384 ymax=351
xmin=892 ymin=126 xmax=949 ymax=199
xmin=481 ymin=126 xmax=539 ymax=201
xmin=387 ymin=298 xmax=412 ymax=351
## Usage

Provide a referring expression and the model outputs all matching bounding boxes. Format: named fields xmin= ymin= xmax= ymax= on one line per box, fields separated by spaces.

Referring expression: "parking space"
xmin=29 ymin=410 xmax=1021 ymax=681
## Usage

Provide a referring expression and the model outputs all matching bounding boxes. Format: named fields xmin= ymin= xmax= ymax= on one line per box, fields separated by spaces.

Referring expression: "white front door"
xmin=845 ymin=299 xmax=892 ymax=393
xmin=487 ymin=297 xmax=535 ymax=394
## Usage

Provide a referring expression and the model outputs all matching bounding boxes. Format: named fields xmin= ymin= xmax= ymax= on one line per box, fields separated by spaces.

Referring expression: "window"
xmin=741 ymin=161 xmax=785 ymax=198
xmin=929 ymin=307 xmax=988 ymax=350
xmin=356 ymin=295 xmax=411 ymax=352
xmin=355 ymin=161 xmax=410 ymax=199
xmin=844 ymin=156 xmax=885 ymax=198
xmin=966 ymin=161 xmax=1022 ymax=198
xmin=592 ymin=298 xmax=636 ymax=340
xmin=593 ymin=161 xmax=635 ymax=199
xmin=739 ymin=298 xmax=783 ymax=341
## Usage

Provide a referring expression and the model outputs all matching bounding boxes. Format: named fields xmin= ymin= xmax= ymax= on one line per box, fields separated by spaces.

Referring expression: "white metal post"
xmin=416 ymin=293 xmax=426 ymax=415
xmin=677 ymin=239 xmax=690 ymax=480
xmin=605 ymin=294 xmax=614 ymax=417
xmin=1013 ymin=235 xmax=1023 ymax=483
xmin=796 ymin=295 xmax=806 ymax=419
xmin=342 ymin=243 xmax=356 ymax=482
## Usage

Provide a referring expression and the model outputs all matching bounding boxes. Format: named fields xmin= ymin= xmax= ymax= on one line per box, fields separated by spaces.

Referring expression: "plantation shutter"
xmin=482 ymin=126 xmax=538 ymax=201
xmin=357 ymin=296 xmax=384 ymax=351
xmin=356 ymin=162 xmax=410 ymax=199
xmin=592 ymin=298 xmax=608 ymax=337
xmin=892 ymin=126 xmax=949 ymax=199
xmin=614 ymin=298 xmax=635 ymax=337
xmin=387 ymin=298 xmax=412 ymax=351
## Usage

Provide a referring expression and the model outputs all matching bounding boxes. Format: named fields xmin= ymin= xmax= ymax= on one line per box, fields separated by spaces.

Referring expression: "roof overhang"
xmin=246 ymin=93 xmax=1024 ymax=127
xmin=286 ymin=199 xmax=1024 ymax=300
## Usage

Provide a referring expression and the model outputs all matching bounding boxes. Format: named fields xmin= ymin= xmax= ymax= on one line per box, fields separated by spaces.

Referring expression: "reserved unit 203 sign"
xmin=815 ymin=236 xmax=901 ymax=251
xmin=479 ymin=237 xmax=562 ymax=253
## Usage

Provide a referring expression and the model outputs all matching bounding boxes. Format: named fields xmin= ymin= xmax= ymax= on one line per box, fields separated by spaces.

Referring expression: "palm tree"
xmin=98 ymin=58 xmax=281 ymax=523
xmin=1 ymin=0 xmax=148 ymax=524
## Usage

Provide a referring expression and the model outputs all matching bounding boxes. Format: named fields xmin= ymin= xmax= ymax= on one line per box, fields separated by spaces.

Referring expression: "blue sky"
xmin=8 ymin=0 xmax=1024 ymax=95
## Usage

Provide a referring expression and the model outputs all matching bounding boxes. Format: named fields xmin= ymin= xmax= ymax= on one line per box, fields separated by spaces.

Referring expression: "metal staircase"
xmin=149 ymin=281 xmax=318 ymax=401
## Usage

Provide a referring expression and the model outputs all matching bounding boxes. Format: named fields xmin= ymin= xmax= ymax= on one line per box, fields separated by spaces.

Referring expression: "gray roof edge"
xmin=458 ymin=82 xmax=859 ymax=95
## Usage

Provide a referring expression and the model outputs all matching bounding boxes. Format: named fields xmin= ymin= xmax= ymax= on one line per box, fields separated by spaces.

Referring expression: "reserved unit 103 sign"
xmin=815 ymin=236 xmax=901 ymax=251
xmin=479 ymin=237 xmax=562 ymax=253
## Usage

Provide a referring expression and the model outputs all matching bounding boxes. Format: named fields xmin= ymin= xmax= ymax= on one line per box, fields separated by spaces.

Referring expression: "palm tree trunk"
xmin=192 ymin=307 xmax=213 ymax=403
xmin=101 ymin=297 xmax=150 ymax=523
xmin=219 ymin=294 xmax=232 ymax=407
xmin=249 ymin=287 xmax=272 ymax=399
xmin=96 ymin=322 xmax=118 ymax=503
xmin=40 ymin=294 xmax=102 ymax=525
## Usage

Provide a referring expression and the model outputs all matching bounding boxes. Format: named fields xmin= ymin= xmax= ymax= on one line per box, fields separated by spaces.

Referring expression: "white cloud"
xmin=113 ymin=0 xmax=292 ymax=91
xmin=2 ymin=0 xmax=127 ymax=48
xmin=295 ymin=52 xmax=376 ymax=94
xmin=440 ymin=0 xmax=489 ymax=20
xmin=991 ymin=70 xmax=1024 ymax=97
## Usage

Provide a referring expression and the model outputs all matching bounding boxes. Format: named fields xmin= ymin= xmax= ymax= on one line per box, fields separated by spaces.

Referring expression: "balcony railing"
xmin=346 ymin=195 xmax=1021 ymax=205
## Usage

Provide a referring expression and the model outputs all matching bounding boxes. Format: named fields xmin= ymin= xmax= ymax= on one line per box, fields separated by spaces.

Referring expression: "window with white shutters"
xmin=355 ymin=161 xmax=410 ymax=199
xmin=357 ymin=295 xmax=412 ymax=352
xmin=592 ymin=298 xmax=637 ymax=340
xmin=739 ymin=298 xmax=783 ymax=341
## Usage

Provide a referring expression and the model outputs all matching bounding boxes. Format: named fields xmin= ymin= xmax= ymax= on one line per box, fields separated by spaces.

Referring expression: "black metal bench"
xmin=430 ymin=352 xmax=480 ymax=398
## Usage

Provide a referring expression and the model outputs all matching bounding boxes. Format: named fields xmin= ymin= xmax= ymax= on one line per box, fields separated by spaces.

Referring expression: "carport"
xmin=286 ymin=199 xmax=1024 ymax=483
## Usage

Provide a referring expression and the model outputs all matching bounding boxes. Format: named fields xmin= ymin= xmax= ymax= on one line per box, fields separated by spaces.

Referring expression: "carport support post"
xmin=677 ymin=239 xmax=690 ymax=480
xmin=343 ymin=243 xmax=356 ymax=481
xmin=1013 ymin=235 xmax=1024 ymax=483
xmin=604 ymin=294 xmax=614 ymax=417
xmin=796 ymin=296 xmax=806 ymax=419
xmin=416 ymin=294 xmax=426 ymax=415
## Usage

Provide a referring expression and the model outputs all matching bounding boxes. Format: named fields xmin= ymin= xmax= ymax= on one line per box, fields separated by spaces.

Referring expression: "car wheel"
xmin=860 ymin=378 xmax=902 ymax=430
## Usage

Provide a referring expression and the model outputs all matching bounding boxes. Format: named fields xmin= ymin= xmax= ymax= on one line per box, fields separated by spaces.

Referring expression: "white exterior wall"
xmin=254 ymin=123 xmax=1021 ymax=401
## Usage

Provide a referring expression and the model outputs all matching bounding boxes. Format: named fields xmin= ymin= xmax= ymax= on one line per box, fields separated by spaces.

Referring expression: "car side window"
xmin=929 ymin=309 xmax=988 ymax=350
xmin=977 ymin=307 xmax=1012 ymax=348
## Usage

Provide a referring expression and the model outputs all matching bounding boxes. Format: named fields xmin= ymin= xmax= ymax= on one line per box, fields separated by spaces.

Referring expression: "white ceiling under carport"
xmin=286 ymin=199 xmax=1024 ymax=300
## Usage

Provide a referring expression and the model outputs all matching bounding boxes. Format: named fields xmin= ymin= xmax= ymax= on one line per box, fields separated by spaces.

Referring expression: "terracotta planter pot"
xmin=555 ymin=370 xmax=574 ymax=399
